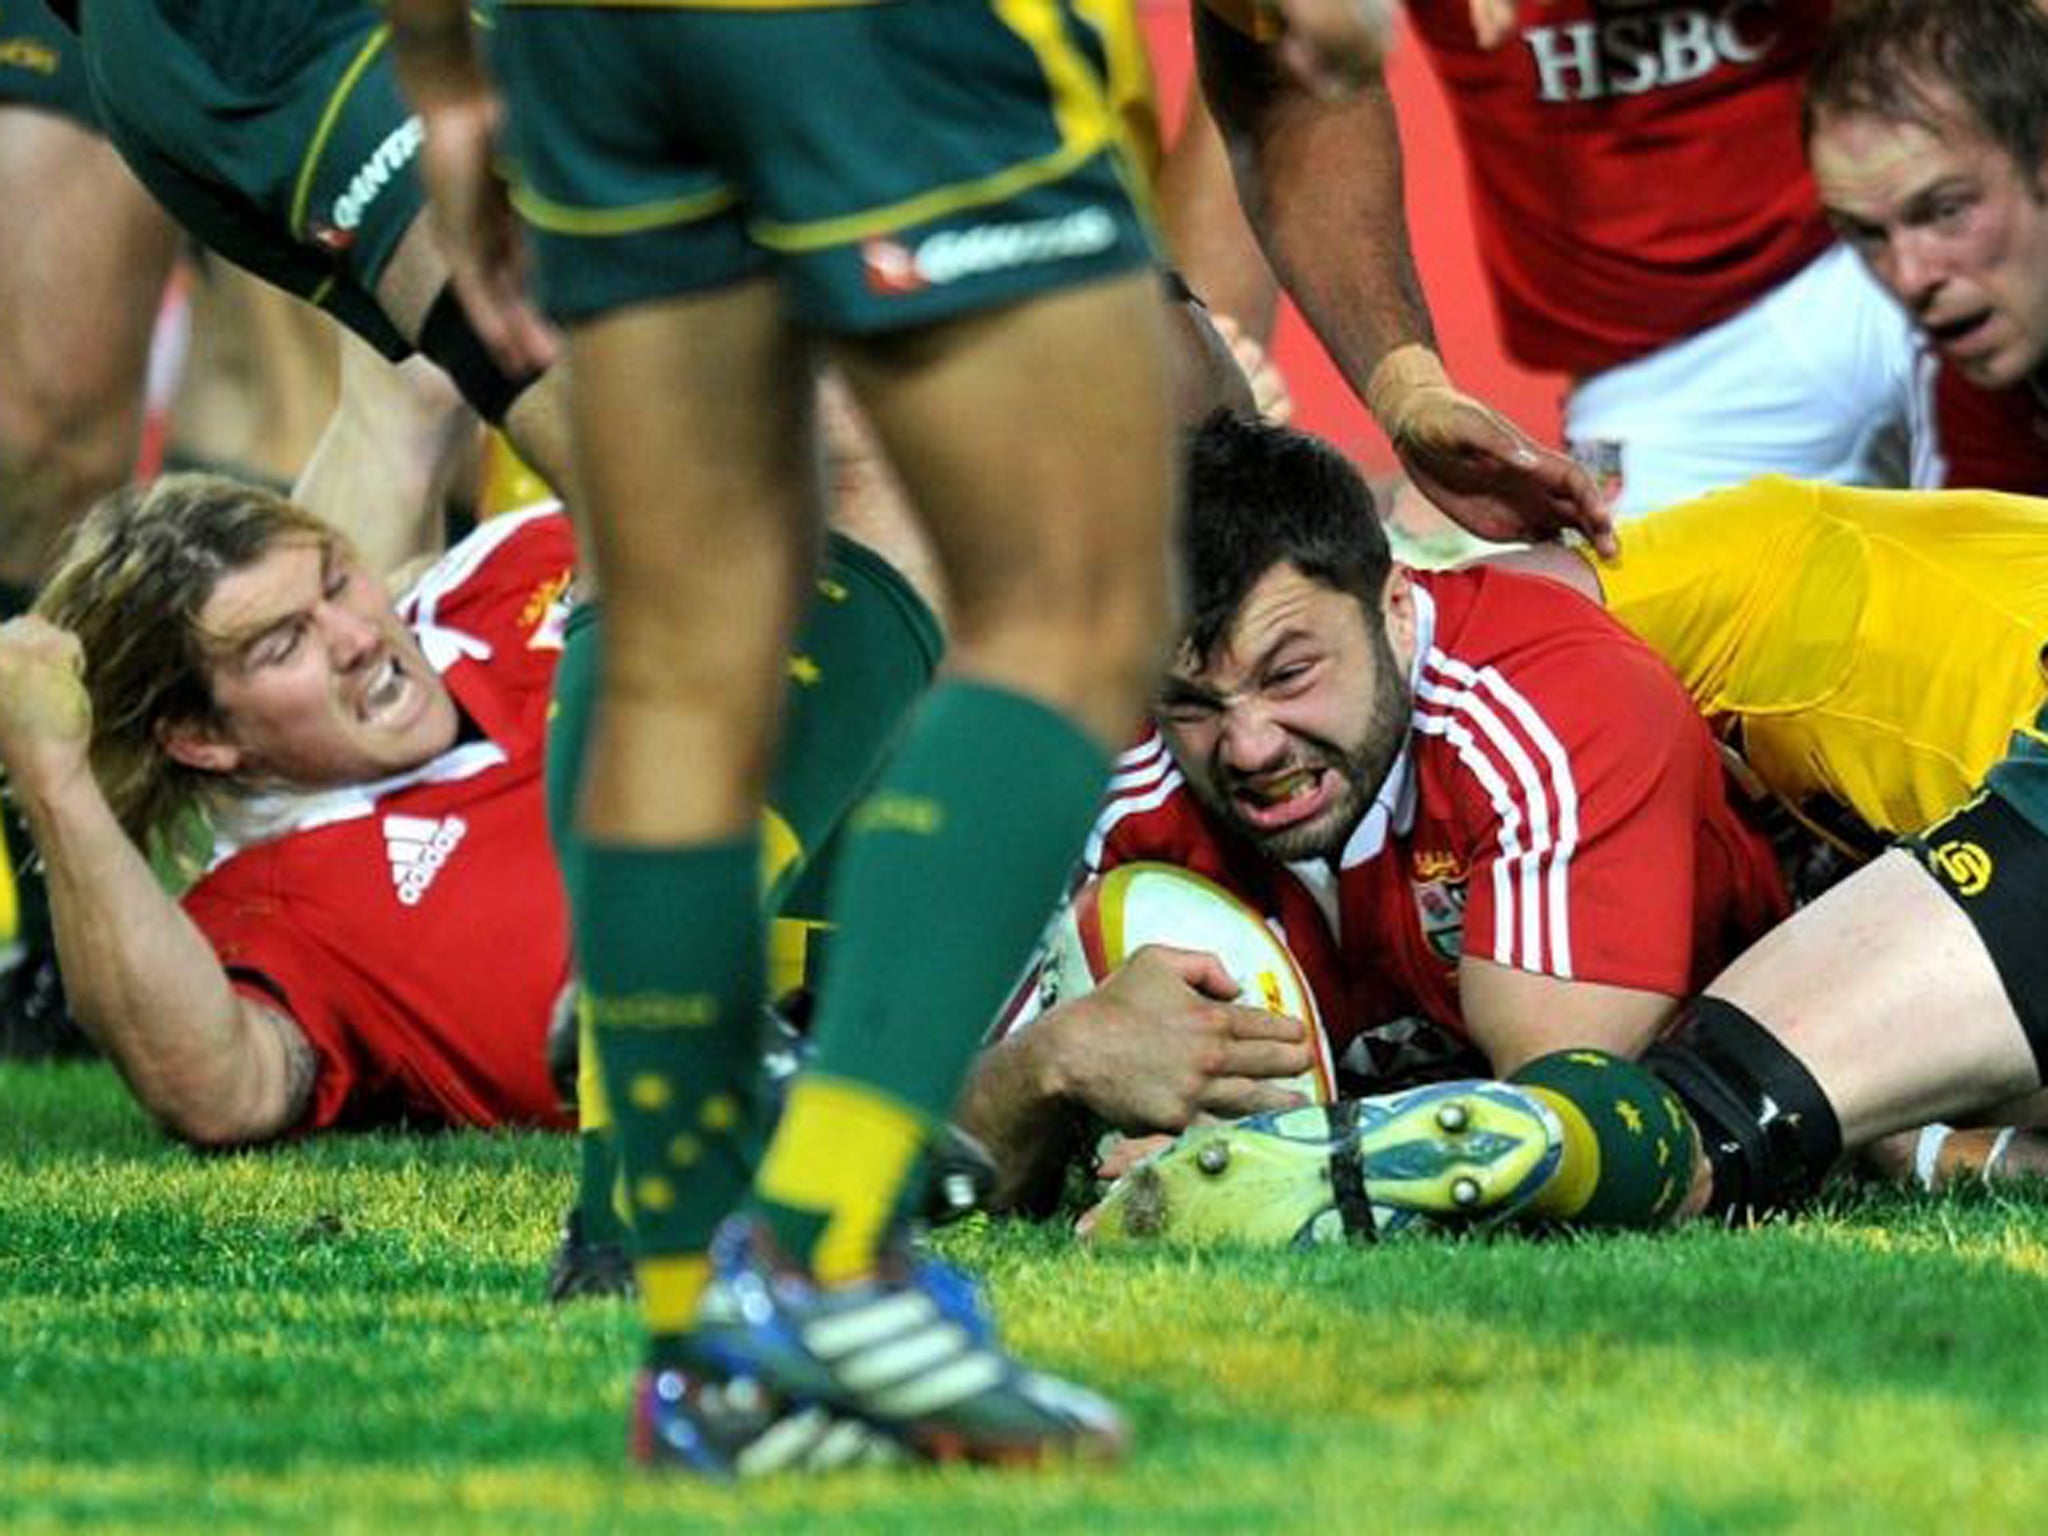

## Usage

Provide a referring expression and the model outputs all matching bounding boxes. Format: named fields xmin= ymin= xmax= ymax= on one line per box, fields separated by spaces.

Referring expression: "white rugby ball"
xmin=1040 ymin=861 xmax=1337 ymax=1104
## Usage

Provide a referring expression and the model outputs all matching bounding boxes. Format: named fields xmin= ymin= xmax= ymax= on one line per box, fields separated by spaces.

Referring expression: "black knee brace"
xmin=1642 ymin=997 xmax=1842 ymax=1222
xmin=1902 ymin=790 xmax=2048 ymax=1079
xmin=416 ymin=286 xmax=543 ymax=424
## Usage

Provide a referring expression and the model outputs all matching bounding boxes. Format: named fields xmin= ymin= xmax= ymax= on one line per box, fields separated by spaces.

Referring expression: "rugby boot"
xmin=544 ymin=1206 xmax=636 ymax=1304
xmin=631 ymin=1357 xmax=902 ymax=1477
xmin=691 ymin=1216 xmax=1128 ymax=1466
xmin=1079 ymin=1080 xmax=1565 ymax=1246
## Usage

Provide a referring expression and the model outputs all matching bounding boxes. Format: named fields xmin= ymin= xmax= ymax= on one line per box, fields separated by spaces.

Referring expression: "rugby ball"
xmin=1039 ymin=862 xmax=1337 ymax=1104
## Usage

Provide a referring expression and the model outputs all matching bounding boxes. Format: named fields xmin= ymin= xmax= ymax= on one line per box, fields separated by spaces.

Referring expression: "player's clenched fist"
xmin=0 ymin=617 xmax=95 ymax=797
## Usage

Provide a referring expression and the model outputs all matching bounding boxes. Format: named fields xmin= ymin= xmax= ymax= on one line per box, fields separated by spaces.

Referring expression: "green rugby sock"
xmin=543 ymin=602 xmax=600 ymax=878
xmin=549 ymin=541 xmax=937 ymax=901
xmin=1511 ymin=1049 xmax=1699 ymax=1228
xmin=575 ymin=838 xmax=764 ymax=1342
xmin=575 ymin=1130 xmax=628 ymax=1247
xmin=763 ymin=533 xmax=943 ymax=909
xmin=753 ymin=681 xmax=1111 ymax=1275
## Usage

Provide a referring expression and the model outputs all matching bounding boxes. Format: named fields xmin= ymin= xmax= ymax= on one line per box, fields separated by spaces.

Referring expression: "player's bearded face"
xmin=1159 ymin=563 xmax=1412 ymax=863
xmin=177 ymin=535 xmax=462 ymax=789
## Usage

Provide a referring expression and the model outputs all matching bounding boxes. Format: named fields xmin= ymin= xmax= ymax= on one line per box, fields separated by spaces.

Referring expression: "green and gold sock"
xmin=1511 ymin=1049 xmax=1699 ymax=1228
xmin=572 ymin=1003 xmax=628 ymax=1247
xmin=543 ymin=602 xmax=600 ymax=880
xmin=751 ymin=681 xmax=1111 ymax=1281
xmin=575 ymin=840 xmax=764 ymax=1354
xmin=543 ymin=543 xmax=942 ymax=1331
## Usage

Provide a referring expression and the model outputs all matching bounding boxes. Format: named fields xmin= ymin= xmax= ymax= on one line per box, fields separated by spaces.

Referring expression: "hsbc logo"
xmin=862 ymin=208 xmax=1118 ymax=295
xmin=1523 ymin=1 xmax=1779 ymax=102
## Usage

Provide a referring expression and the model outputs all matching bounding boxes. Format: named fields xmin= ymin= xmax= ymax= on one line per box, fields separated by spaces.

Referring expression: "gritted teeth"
xmin=1242 ymin=767 xmax=1319 ymax=807
xmin=362 ymin=654 xmax=404 ymax=717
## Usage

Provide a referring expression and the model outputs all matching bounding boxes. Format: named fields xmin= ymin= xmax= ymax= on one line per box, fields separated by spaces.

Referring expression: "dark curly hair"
xmin=1179 ymin=410 xmax=1392 ymax=668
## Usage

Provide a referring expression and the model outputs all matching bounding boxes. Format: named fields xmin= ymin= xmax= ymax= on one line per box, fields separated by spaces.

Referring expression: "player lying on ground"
xmin=0 ymin=2 xmax=537 ymax=1055
xmin=961 ymin=410 xmax=1788 ymax=1216
xmin=1501 ymin=474 xmax=2048 ymax=1187
xmin=1081 ymin=722 xmax=2048 ymax=1245
xmin=968 ymin=424 xmax=2048 ymax=1228
xmin=1053 ymin=466 xmax=2048 ymax=1239
xmin=0 ymin=474 xmax=939 ymax=1149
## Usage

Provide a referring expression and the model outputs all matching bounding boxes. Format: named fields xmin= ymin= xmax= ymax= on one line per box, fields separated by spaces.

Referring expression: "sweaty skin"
xmin=1812 ymin=98 xmax=2048 ymax=390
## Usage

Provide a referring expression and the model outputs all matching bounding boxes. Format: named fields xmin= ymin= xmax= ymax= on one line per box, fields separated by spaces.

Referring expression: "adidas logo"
xmin=384 ymin=814 xmax=467 ymax=906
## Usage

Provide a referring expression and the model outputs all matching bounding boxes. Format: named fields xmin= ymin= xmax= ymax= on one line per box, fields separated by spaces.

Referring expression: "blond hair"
xmin=35 ymin=474 xmax=337 ymax=855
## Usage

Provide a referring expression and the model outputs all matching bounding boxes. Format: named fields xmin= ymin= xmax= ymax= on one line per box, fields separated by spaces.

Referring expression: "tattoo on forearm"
xmin=264 ymin=1008 xmax=320 ymax=1125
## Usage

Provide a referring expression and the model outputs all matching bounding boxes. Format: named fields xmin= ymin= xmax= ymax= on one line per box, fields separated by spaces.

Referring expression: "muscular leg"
xmin=1708 ymin=849 xmax=2037 ymax=1150
xmin=0 ymin=105 xmax=174 ymax=1039
xmin=571 ymin=286 xmax=813 ymax=842
xmin=829 ymin=274 xmax=1174 ymax=741
xmin=752 ymin=271 xmax=1176 ymax=1280
xmin=0 ymin=107 xmax=176 ymax=591
xmin=561 ymin=280 xmax=815 ymax=1341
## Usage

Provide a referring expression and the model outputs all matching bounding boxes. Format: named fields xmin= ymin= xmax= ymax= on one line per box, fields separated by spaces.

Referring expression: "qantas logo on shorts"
xmin=385 ymin=813 xmax=467 ymax=906
xmin=861 ymin=208 xmax=1119 ymax=295
xmin=326 ymin=117 xmax=425 ymax=240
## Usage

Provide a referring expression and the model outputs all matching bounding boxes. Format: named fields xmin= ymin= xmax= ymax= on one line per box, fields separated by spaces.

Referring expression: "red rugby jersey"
xmin=183 ymin=507 xmax=577 ymax=1134
xmin=1926 ymin=362 xmax=2048 ymax=494
xmin=1081 ymin=566 xmax=1788 ymax=1068
xmin=1407 ymin=0 xmax=1835 ymax=376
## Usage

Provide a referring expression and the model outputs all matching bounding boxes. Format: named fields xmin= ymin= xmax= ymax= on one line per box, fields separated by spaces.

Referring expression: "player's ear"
xmin=157 ymin=715 xmax=242 ymax=775
xmin=1380 ymin=566 xmax=1417 ymax=664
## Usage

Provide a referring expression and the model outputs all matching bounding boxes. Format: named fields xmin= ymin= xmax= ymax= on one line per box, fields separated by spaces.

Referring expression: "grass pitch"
xmin=6 ymin=1062 xmax=2048 ymax=1534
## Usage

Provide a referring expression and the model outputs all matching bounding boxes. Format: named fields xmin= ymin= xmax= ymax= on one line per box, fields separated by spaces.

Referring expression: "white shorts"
xmin=1564 ymin=244 xmax=1918 ymax=517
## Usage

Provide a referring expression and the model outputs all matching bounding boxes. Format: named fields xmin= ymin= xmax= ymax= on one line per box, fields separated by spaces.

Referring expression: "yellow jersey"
xmin=1590 ymin=476 xmax=2048 ymax=854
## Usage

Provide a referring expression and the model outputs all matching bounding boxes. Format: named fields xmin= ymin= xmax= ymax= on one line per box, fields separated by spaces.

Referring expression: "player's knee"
xmin=0 ymin=400 xmax=138 ymax=579
xmin=1641 ymin=996 xmax=1843 ymax=1222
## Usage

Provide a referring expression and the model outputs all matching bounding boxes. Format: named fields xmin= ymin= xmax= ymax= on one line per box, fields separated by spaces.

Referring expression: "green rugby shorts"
xmin=488 ymin=0 xmax=1160 ymax=330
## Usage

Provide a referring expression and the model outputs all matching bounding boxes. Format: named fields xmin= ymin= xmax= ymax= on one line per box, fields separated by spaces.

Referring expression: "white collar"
xmin=206 ymin=738 xmax=509 ymax=866
xmin=199 ymin=517 xmax=564 ymax=866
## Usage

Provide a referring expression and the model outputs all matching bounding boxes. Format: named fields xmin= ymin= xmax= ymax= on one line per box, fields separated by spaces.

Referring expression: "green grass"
xmin=7 ymin=1063 xmax=2048 ymax=1534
